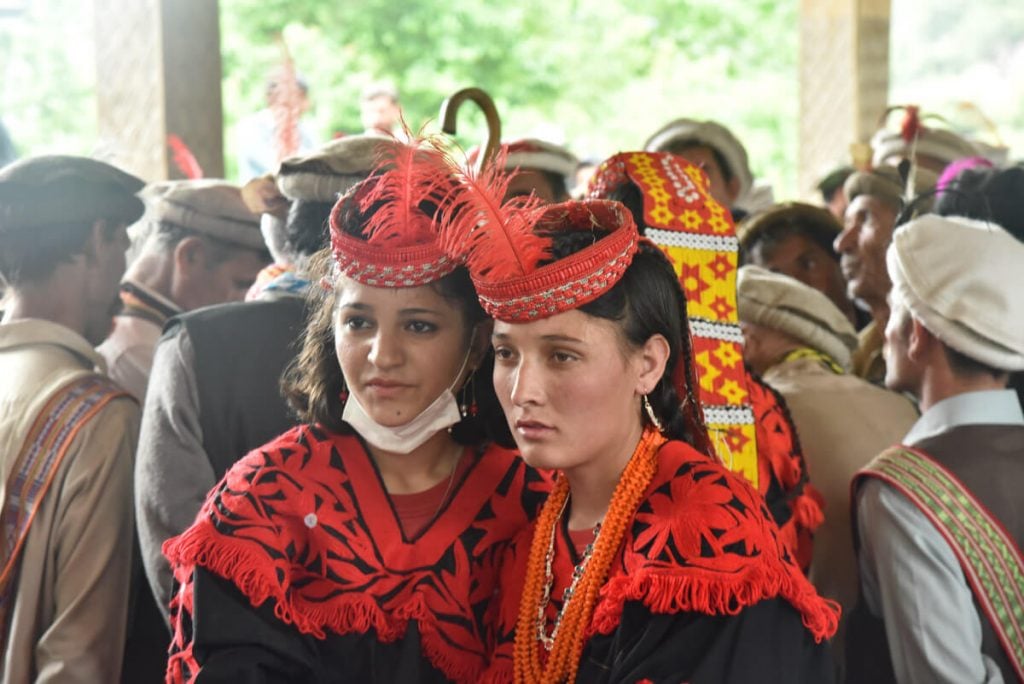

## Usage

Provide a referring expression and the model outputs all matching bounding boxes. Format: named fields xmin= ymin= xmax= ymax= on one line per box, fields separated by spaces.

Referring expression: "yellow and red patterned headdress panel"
xmin=589 ymin=151 xmax=759 ymax=486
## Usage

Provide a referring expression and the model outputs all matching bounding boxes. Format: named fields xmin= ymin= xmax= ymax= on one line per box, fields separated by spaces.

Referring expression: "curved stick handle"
xmin=439 ymin=87 xmax=501 ymax=174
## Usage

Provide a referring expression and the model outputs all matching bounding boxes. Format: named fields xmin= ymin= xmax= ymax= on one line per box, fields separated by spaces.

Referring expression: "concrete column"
xmin=798 ymin=0 xmax=890 ymax=196
xmin=94 ymin=0 xmax=223 ymax=182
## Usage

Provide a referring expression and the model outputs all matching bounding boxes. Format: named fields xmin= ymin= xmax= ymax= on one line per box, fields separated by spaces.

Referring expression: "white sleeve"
xmin=856 ymin=478 xmax=1004 ymax=684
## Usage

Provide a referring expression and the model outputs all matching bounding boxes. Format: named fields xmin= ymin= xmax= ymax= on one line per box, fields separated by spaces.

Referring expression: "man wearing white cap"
xmin=847 ymin=215 xmax=1024 ymax=683
xmin=871 ymin=105 xmax=980 ymax=181
xmin=97 ymin=180 xmax=268 ymax=400
xmin=644 ymin=117 xmax=769 ymax=219
xmin=737 ymin=265 xmax=917 ymax=676
xmin=135 ymin=135 xmax=388 ymax=628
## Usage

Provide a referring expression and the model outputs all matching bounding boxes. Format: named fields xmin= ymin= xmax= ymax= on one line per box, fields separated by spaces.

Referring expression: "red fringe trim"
xmin=163 ymin=520 xmax=485 ymax=683
xmin=588 ymin=562 xmax=840 ymax=644
xmin=478 ymin=662 xmax=513 ymax=684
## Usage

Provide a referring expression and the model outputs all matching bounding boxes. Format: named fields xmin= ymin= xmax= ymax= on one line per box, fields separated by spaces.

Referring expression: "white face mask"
xmin=341 ymin=328 xmax=476 ymax=455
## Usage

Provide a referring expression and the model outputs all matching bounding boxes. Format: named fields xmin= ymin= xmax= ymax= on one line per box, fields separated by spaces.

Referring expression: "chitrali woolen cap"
xmin=142 ymin=179 xmax=263 ymax=251
xmin=643 ymin=118 xmax=753 ymax=201
xmin=278 ymin=133 xmax=395 ymax=203
xmin=0 ymin=155 xmax=144 ymax=230
xmin=887 ymin=213 xmax=1024 ymax=371
xmin=737 ymin=265 xmax=858 ymax=370
xmin=467 ymin=138 xmax=580 ymax=179
xmin=328 ymin=140 xmax=459 ymax=288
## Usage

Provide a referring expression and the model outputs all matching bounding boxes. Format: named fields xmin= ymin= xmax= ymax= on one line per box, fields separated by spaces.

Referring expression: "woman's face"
xmin=491 ymin=309 xmax=653 ymax=472
xmin=334 ymin=276 xmax=474 ymax=427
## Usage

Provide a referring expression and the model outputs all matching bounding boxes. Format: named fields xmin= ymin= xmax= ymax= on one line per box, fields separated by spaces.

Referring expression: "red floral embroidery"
xmin=484 ymin=439 xmax=839 ymax=680
xmin=164 ymin=425 xmax=549 ymax=683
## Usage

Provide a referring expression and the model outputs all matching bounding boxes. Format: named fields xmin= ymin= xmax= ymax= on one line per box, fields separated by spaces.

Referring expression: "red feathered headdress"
xmin=438 ymin=148 xmax=640 ymax=321
xmin=329 ymin=138 xmax=459 ymax=287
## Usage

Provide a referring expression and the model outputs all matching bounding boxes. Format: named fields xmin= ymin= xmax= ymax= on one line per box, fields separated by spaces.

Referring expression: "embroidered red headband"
xmin=329 ymin=141 xmax=458 ymax=288
xmin=470 ymin=200 xmax=640 ymax=322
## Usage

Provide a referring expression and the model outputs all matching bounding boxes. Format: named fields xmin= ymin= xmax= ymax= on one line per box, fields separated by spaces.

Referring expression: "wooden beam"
xmin=94 ymin=0 xmax=223 ymax=181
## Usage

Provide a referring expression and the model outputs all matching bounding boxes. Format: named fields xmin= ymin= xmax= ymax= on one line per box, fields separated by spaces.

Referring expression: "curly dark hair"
xmin=281 ymin=184 xmax=513 ymax=448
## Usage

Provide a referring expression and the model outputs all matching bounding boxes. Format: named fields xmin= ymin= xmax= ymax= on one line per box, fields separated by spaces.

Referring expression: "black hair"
xmin=540 ymin=170 xmax=570 ymax=202
xmin=0 ymin=219 xmax=119 ymax=287
xmin=542 ymin=228 xmax=701 ymax=446
xmin=284 ymin=198 xmax=336 ymax=259
xmin=942 ymin=344 xmax=1005 ymax=380
xmin=739 ymin=218 xmax=839 ymax=266
xmin=281 ymin=182 xmax=512 ymax=448
xmin=816 ymin=166 xmax=854 ymax=202
xmin=934 ymin=164 xmax=1024 ymax=241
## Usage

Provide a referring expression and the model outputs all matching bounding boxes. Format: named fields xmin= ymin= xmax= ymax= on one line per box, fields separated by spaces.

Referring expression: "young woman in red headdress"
xmin=588 ymin=151 xmax=826 ymax=571
xmin=437 ymin=185 xmax=839 ymax=682
xmin=162 ymin=143 xmax=548 ymax=683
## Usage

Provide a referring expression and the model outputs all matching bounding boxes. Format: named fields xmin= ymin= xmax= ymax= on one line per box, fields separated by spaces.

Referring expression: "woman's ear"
xmin=636 ymin=333 xmax=671 ymax=395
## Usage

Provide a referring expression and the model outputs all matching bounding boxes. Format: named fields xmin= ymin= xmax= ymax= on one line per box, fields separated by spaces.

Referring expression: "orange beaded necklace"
xmin=513 ymin=426 xmax=667 ymax=684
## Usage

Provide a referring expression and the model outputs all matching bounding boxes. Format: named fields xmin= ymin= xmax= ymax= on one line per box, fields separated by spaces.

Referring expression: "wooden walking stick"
xmin=439 ymin=87 xmax=501 ymax=174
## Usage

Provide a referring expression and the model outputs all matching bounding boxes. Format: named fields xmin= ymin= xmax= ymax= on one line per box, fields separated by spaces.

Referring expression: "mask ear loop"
xmin=451 ymin=326 xmax=479 ymax=418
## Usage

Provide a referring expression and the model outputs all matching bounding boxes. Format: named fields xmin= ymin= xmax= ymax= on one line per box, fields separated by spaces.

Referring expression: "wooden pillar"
xmin=798 ymin=0 xmax=890 ymax=196
xmin=94 ymin=0 xmax=223 ymax=182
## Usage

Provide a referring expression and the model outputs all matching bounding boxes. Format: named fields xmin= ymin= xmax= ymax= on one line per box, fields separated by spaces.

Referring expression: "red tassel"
xmin=167 ymin=134 xmax=203 ymax=179
xmin=899 ymin=105 xmax=923 ymax=144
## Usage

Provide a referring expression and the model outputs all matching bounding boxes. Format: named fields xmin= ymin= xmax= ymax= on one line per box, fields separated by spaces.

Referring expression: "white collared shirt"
xmin=856 ymin=389 xmax=1023 ymax=683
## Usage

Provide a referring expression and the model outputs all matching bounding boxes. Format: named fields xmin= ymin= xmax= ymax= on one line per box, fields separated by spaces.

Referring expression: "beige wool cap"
xmin=887 ymin=214 xmax=1024 ymax=371
xmin=737 ymin=265 xmax=858 ymax=370
xmin=0 ymin=155 xmax=144 ymax=230
xmin=871 ymin=126 xmax=978 ymax=170
xmin=144 ymin=179 xmax=263 ymax=251
xmin=276 ymin=133 xmax=393 ymax=202
xmin=843 ymin=165 xmax=906 ymax=210
xmin=644 ymin=118 xmax=753 ymax=200
xmin=737 ymin=202 xmax=841 ymax=252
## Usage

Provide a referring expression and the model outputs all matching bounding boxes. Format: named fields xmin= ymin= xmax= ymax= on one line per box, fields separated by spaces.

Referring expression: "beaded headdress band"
xmin=437 ymin=145 xmax=642 ymax=322
xmin=329 ymin=140 xmax=458 ymax=288
xmin=464 ymin=200 xmax=640 ymax=322
xmin=588 ymin=151 xmax=761 ymax=485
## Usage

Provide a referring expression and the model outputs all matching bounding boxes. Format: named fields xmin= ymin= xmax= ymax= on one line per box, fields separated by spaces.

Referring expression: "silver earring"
xmin=642 ymin=394 xmax=664 ymax=433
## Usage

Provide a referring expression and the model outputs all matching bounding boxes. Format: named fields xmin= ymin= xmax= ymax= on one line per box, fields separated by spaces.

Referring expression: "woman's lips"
xmin=514 ymin=418 xmax=554 ymax=440
xmin=365 ymin=379 xmax=412 ymax=398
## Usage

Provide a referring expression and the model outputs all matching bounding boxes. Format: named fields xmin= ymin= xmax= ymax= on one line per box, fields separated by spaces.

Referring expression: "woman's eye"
xmin=552 ymin=351 xmax=578 ymax=363
xmin=406 ymin=320 xmax=438 ymax=334
xmin=493 ymin=346 xmax=515 ymax=361
xmin=345 ymin=317 xmax=371 ymax=330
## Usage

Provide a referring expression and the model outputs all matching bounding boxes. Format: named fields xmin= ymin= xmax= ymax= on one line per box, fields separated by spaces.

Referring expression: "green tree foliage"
xmin=221 ymin=0 xmax=800 ymax=193
xmin=890 ymin=0 xmax=1024 ymax=160
xmin=0 ymin=0 xmax=96 ymax=157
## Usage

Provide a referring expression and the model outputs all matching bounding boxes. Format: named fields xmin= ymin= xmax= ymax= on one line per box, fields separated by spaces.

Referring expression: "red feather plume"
xmin=357 ymin=134 xmax=453 ymax=246
xmin=437 ymin=145 xmax=551 ymax=280
xmin=899 ymin=105 xmax=923 ymax=144
xmin=167 ymin=134 xmax=203 ymax=179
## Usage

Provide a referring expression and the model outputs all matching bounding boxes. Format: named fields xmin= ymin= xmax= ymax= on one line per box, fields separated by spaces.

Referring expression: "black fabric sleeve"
xmin=189 ymin=568 xmax=452 ymax=683
xmin=578 ymin=598 xmax=836 ymax=684
xmin=191 ymin=568 xmax=323 ymax=683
